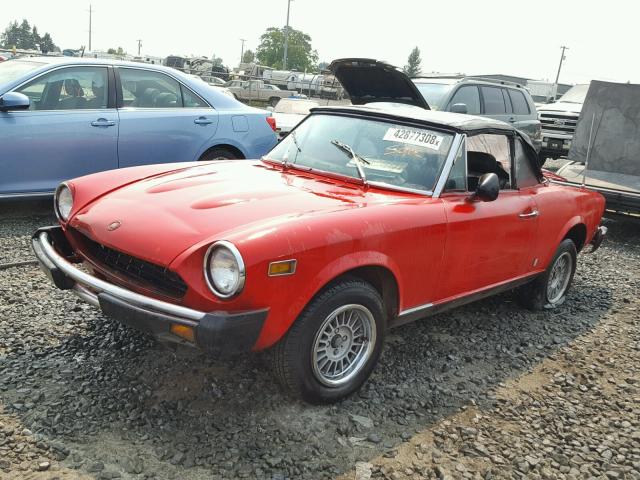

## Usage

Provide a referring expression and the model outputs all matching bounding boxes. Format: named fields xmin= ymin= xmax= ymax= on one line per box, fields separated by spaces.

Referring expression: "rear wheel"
xmin=516 ymin=239 xmax=577 ymax=310
xmin=272 ymin=279 xmax=386 ymax=403
xmin=199 ymin=147 xmax=241 ymax=161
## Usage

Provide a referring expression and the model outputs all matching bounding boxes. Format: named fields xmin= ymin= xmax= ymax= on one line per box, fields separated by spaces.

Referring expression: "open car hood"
xmin=329 ymin=58 xmax=430 ymax=109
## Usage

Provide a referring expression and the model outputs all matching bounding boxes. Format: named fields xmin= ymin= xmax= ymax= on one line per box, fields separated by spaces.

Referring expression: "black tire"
xmin=268 ymin=97 xmax=280 ymax=107
xmin=199 ymin=147 xmax=241 ymax=161
xmin=272 ymin=278 xmax=386 ymax=404
xmin=516 ymin=239 xmax=577 ymax=310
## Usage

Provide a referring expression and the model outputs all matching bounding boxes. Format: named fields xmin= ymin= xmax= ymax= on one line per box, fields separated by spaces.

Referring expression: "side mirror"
xmin=0 ymin=92 xmax=30 ymax=112
xmin=450 ymin=103 xmax=468 ymax=114
xmin=470 ymin=173 xmax=499 ymax=202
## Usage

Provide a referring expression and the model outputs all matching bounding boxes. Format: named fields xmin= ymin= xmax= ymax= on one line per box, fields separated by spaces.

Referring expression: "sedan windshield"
xmin=266 ymin=114 xmax=455 ymax=192
xmin=413 ymin=82 xmax=453 ymax=110
xmin=0 ymin=60 xmax=45 ymax=86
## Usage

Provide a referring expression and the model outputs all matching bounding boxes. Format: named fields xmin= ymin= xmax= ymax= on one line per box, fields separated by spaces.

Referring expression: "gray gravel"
xmin=0 ymin=202 xmax=638 ymax=479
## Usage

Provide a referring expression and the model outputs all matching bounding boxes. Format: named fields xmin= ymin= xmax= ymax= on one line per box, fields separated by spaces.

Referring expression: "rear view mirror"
xmin=0 ymin=92 xmax=30 ymax=112
xmin=450 ymin=103 xmax=468 ymax=114
xmin=470 ymin=173 xmax=499 ymax=202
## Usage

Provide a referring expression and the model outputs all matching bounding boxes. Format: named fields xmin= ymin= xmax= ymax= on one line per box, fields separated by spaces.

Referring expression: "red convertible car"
xmin=33 ymin=60 xmax=606 ymax=403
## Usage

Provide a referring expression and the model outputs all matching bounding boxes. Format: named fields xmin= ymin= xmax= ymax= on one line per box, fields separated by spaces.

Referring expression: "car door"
xmin=436 ymin=133 xmax=539 ymax=301
xmin=507 ymin=88 xmax=540 ymax=146
xmin=116 ymin=67 xmax=219 ymax=167
xmin=0 ymin=65 xmax=118 ymax=195
xmin=479 ymin=86 xmax=511 ymax=124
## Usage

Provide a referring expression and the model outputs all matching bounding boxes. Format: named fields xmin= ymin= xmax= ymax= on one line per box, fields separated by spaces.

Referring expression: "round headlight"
xmin=204 ymin=241 xmax=245 ymax=298
xmin=55 ymin=183 xmax=74 ymax=221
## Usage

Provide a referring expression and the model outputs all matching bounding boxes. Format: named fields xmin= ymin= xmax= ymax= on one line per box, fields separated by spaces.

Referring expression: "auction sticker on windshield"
xmin=383 ymin=127 xmax=443 ymax=151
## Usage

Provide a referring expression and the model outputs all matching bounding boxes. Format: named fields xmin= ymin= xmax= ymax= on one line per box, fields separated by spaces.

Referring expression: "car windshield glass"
xmin=413 ymin=82 xmax=453 ymax=110
xmin=266 ymin=114 xmax=455 ymax=192
xmin=559 ymin=84 xmax=589 ymax=103
xmin=274 ymin=99 xmax=319 ymax=114
xmin=0 ymin=60 xmax=45 ymax=85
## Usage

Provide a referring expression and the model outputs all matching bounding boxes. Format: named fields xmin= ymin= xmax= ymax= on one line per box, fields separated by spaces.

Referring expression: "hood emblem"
xmin=553 ymin=119 xmax=566 ymax=126
xmin=107 ymin=220 xmax=122 ymax=231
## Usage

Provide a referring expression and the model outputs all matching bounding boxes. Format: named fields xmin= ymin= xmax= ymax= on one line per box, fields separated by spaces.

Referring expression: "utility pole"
xmin=88 ymin=4 xmax=92 ymax=52
xmin=240 ymin=38 xmax=246 ymax=63
xmin=137 ymin=39 xmax=142 ymax=55
xmin=283 ymin=0 xmax=293 ymax=69
xmin=553 ymin=46 xmax=568 ymax=99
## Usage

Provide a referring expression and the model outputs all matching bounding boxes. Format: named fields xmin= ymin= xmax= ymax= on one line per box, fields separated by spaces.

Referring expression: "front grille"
xmin=74 ymin=230 xmax=188 ymax=299
xmin=539 ymin=112 xmax=579 ymax=134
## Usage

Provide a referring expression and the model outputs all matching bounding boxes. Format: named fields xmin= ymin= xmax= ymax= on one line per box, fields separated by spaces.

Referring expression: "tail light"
xmin=266 ymin=116 xmax=277 ymax=132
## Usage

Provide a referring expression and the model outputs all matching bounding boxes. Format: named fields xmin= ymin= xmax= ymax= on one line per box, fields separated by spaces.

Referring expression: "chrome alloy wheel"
xmin=547 ymin=251 xmax=573 ymax=304
xmin=311 ymin=304 xmax=376 ymax=387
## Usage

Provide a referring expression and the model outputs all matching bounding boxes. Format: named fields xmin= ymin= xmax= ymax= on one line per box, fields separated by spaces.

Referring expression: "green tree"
xmin=1 ymin=20 xmax=57 ymax=51
xmin=403 ymin=47 xmax=422 ymax=77
xmin=211 ymin=54 xmax=224 ymax=68
xmin=242 ymin=49 xmax=255 ymax=64
xmin=39 ymin=32 xmax=56 ymax=54
xmin=256 ymin=27 xmax=318 ymax=71
xmin=0 ymin=20 xmax=20 ymax=48
xmin=107 ymin=47 xmax=126 ymax=55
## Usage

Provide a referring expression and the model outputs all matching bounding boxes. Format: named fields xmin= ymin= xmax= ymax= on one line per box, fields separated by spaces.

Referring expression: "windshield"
xmin=559 ymin=84 xmax=589 ymax=104
xmin=266 ymin=114 xmax=455 ymax=192
xmin=413 ymin=82 xmax=453 ymax=110
xmin=0 ymin=60 xmax=45 ymax=86
xmin=274 ymin=99 xmax=319 ymax=114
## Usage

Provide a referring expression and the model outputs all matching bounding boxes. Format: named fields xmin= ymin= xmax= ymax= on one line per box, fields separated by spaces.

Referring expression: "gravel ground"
xmin=0 ymin=202 xmax=638 ymax=479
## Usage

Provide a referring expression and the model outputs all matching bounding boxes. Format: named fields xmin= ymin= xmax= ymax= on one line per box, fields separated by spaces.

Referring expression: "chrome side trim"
xmin=398 ymin=302 xmax=434 ymax=317
xmin=36 ymin=231 xmax=205 ymax=322
xmin=0 ymin=191 xmax=55 ymax=199
xmin=433 ymin=133 xmax=465 ymax=198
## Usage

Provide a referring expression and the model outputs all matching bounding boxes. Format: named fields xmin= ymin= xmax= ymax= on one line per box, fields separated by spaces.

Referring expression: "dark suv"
xmin=412 ymin=77 xmax=542 ymax=152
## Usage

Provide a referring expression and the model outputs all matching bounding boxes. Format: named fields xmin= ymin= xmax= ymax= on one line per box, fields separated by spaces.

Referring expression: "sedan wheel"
xmin=311 ymin=304 xmax=376 ymax=387
xmin=516 ymin=238 xmax=577 ymax=310
xmin=272 ymin=278 xmax=386 ymax=403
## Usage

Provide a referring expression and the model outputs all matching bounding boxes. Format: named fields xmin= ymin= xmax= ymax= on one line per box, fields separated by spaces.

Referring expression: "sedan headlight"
xmin=204 ymin=241 xmax=245 ymax=298
xmin=54 ymin=183 xmax=74 ymax=221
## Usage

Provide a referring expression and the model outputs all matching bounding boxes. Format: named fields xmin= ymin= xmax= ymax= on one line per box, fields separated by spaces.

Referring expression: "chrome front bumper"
xmin=32 ymin=227 xmax=267 ymax=354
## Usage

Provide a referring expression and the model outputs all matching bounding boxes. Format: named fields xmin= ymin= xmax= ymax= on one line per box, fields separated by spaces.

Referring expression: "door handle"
xmin=519 ymin=209 xmax=539 ymax=218
xmin=508 ymin=117 xmax=516 ymax=123
xmin=91 ymin=118 xmax=116 ymax=127
xmin=194 ymin=117 xmax=213 ymax=125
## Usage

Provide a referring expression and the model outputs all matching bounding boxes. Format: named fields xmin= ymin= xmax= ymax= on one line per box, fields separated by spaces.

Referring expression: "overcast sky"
xmin=3 ymin=0 xmax=639 ymax=85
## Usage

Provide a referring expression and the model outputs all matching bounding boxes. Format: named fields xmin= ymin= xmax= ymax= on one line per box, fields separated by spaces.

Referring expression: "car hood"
xmin=538 ymin=101 xmax=583 ymax=114
xmin=69 ymin=161 xmax=394 ymax=266
xmin=328 ymin=58 xmax=430 ymax=109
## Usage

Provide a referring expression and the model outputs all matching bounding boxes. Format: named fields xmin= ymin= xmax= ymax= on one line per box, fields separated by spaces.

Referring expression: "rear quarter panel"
xmin=534 ymin=183 xmax=605 ymax=267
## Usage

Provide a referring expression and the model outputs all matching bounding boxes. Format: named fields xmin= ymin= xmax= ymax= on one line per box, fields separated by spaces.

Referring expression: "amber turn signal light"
xmin=268 ymin=259 xmax=297 ymax=276
xmin=170 ymin=324 xmax=195 ymax=342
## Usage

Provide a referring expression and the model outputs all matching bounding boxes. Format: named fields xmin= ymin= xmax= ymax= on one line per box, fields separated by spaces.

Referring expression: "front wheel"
xmin=272 ymin=279 xmax=386 ymax=403
xmin=516 ymin=239 xmax=577 ymax=310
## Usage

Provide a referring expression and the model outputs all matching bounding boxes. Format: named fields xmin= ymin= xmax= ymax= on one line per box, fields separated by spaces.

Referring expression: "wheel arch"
xmin=198 ymin=143 xmax=246 ymax=160
xmin=563 ymin=222 xmax=587 ymax=252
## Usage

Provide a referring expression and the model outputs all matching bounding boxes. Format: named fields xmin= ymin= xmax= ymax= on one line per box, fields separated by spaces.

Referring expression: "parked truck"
xmin=225 ymin=80 xmax=300 ymax=106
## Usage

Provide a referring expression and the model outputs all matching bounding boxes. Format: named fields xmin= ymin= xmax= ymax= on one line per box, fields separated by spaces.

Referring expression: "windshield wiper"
xmin=330 ymin=140 xmax=370 ymax=184
xmin=283 ymin=130 xmax=302 ymax=169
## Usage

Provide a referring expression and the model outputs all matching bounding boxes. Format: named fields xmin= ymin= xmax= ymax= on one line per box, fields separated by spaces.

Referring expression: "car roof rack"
xmin=412 ymin=75 xmax=525 ymax=89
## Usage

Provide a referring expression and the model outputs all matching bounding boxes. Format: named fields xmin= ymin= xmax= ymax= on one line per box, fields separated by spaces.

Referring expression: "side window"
xmin=120 ymin=68 xmax=181 ymax=108
xmin=181 ymin=85 xmax=208 ymax=108
xmin=445 ymin=138 xmax=467 ymax=191
xmin=467 ymin=134 xmax=512 ymax=190
xmin=508 ymin=90 xmax=531 ymax=115
xmin=448 ymin=86 xmax=480 ymax=115
xmin=501 ymin=89 xmax=513 ymax=114
xmin=515 ymin=139 xmax=539 ymax=188
xmin=16 ymin=67 xmax=108 ymax=111
xmin=480 ymin=86 xmax=506 ymax=115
